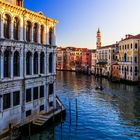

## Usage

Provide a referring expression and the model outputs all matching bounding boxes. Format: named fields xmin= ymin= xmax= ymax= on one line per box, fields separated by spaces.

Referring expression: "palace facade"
xmin=118 ymin=34 xmax=140 ymax=82
xmin=0 ymin=0 xmax=63 ymax=135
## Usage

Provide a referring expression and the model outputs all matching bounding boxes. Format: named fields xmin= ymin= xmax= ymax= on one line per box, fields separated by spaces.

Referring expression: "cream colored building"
xmin=119 ymin=34 xmax=140 ymax=82
xmin=96 ymin=44 xmax=118 ymax=77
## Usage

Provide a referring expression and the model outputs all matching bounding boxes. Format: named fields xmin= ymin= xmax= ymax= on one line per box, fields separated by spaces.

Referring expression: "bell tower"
xmin=96 ymin=28 xmax=101 ymax=49
xmin=4 ymin=0 xmax=24 ymax=7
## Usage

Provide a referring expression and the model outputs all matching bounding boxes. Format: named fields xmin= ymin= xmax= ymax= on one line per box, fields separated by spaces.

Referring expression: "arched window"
xmin=33 ymin=23 xmax=38 ymax=43
xmin=49 ymin=27 xmax=53 ymax=45
xmin=40 ymin=25 xmax=44 ymax=44
xmin=34 ymin=52 xmax=38 ymax=74
xmin=26 ymin=21 xmax=32 ymax=42
xmin=26 ymin=51 xmax=32 ymax=75
xmin=13 ymin=51 xmax=20 ymax=77
xmin=49 ymin=53 xmax=53 ymax=73
xmin=14 ymin=17 xmax=20 ymax=40
xmin=4 ymin=14 xmax=11 ymax=39
xmin=124 ymin=53 xmax=127 ymax=62
xmin=4 ymin=50 xmax=11 ymax=78
xmin=40 ymin=52 xmax=44 ymax=74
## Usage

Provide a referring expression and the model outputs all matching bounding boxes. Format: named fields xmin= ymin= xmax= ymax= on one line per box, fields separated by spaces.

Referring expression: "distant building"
xmin=56 ymin=47 xmax=91 ymax=72
xmin=118 ymin=34 xmax=140 ymax=82
xmin=90 ymin=49 xmax=97 ymax=74
xmin=111 ymin=62 xmax=120 ymax=80
xmin=95 ymin=29 xmax=118 ymax=77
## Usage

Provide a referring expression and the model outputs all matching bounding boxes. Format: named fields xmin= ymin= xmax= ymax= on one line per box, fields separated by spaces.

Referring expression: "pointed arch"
xmin=34 ymin=52 xmax=38 ymax=74
xmin=26 ymin=51 xmax=32 ymax=75
xmin=14 ymin=17 xmax=20 ymax=40
xmin=40 ymin=25 xmax=44 ymax=44
xmin=4 ymin=49 xmax=11 ymax=77
xmin=40 ymin=52 xmax=44 ymax=74
xmin=26 ymin=21 xmax=32 ymax=42
xmin=13 ymin=51 xmax=20 ymax=76
xmin=49 ymin=52 xmax=53 ymax=73
xmin=4 ymin=14 xmax=11 ymax=39
xmin=33 ymin=23 xmax=38 ymax=43
xmin=49 ymin=27 xmax=53 ymax=45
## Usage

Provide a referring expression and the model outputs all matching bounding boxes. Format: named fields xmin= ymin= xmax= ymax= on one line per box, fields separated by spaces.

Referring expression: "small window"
xmin=33 ymin=87 xmax=38 ymax=100
xmin=49 ymin=101 xmax=53 ymax=107
xmin=135 ymin=43 xmax=138 ymax=49
xmin=26 ymin=88 xmax=31 ymax=102
xmin=3 ymin=93 xmax=11 ymax=110
xmin=135 ymin=57 xmax=137 ymax=63
xmin=40 ymin=105 xmax=44 ymax=111
xmin=131 ymin=44 xmax=132 ymax=49
xmin=13 ymin=91 xmax=20 ymax=106
xmin=26 ymin=110 xmax=31 ymax=117
xmin=48 ymin=84 xmax=53 ymax=95
xmin=40 ymin=86 xmax=44 ymax=98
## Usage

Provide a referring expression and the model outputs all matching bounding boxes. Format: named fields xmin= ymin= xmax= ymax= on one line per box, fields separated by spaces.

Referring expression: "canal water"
xmin=22 ymin=71 xmax=140 ymax=140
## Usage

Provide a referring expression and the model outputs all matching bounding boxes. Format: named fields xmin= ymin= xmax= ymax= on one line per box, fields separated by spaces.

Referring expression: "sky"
xmin=24 ymin=0 xmax=140 ymax=49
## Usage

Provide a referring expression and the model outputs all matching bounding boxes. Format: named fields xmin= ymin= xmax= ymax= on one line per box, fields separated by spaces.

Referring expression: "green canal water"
xmin=22 ymin=71 xmax=140 ymax=140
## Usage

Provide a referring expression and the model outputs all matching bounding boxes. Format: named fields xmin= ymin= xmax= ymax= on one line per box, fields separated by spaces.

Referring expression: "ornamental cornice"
xmin=0 ymin=0 xmax=58 ymax=25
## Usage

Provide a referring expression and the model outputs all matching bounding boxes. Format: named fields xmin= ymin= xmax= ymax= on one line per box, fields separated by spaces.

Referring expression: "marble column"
xmin=38 ymin=52 xmax=40 ymax=74
xmin=31 ymin=25 xmax=34 ymax=42
xmin=31 ymin=54 xmax=33 ymax=75
xmin=0 ymin=16 xmax=4 ymax=38
xmin=10 ymin=19 xmax=14 ymax=40
xmin=20 ymin=48 xmax=24 ymax=78
xmin=0 ymin=53 xmax=4 ymax=79
xmin=44 ymin=53 xmax=47 ymax=75
xmin=53 ymin=82 xmax=56 ymax=109
xmin=38 ymin=25 xmax=40 ymax=44
xmin=10 ymin=54 xmax=13 ymax=79
xmin=20 ymin=17 xmax=24 ymax=41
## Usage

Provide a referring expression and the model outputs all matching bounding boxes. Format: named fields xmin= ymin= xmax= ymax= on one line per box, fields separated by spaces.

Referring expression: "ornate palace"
xmin=0 ymin=0 xmax=64 ymax=136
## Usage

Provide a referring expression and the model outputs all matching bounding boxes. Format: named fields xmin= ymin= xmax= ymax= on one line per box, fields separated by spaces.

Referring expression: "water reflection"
xmin=22 ymin=71 xmax=140 ymax=140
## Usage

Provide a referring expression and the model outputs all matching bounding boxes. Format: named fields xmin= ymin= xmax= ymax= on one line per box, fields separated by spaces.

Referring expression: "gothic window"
xmin=13 ymin=51 xmax=20 ymax=77
xmin=33 ymin=23 xmax=38 ymax=43
xmin=40 ymin=25 xmax=44 ymax=44
xmin=14 ymin=17 xmax=20 ymax=40
xmin=49 ymin=27 xmax=53 ymax=45
xmin=48 ymin=84 xmax=53 ymax=95
xmin=4 ymin=14 xmax=11 ymax=39
xmin=26 ymin=21 xmax=32 ymax=42
xmin=26 ymin=51 xmax=32 ymax=75
xmin=34 ymin=52 xmax=38 ymax=74
xmin=40 ymin=52 xmax=44 ymax=74
xmin=4 ymin=50 xmax=11 ymax=78
xmin=49 ymin=53 xmax=53 ymax=73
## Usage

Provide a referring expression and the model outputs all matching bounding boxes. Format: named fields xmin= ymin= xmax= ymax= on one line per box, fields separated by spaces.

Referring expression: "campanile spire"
xmin=96 ymin=28 xmax=101 ymax=49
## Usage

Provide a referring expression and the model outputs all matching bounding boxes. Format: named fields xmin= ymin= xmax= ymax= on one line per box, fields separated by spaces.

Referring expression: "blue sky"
xmin=24 ymin=0 xmax=140 ymax=49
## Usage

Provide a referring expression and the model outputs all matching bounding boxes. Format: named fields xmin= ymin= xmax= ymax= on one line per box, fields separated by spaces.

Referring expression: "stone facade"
xmin=0 ymin=0 xmax=58 ymax=134
xmin=118 ymin=34 xmax=140 ymax=82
